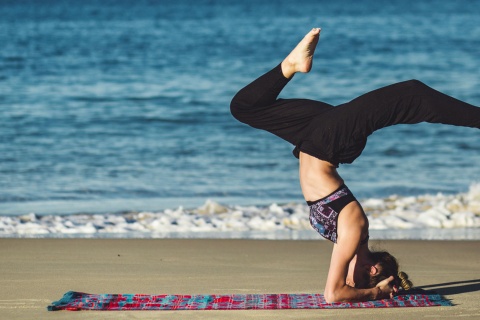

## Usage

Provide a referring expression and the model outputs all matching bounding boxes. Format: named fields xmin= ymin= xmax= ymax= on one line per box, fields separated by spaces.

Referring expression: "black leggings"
xmin=230 ymin=64 xmax=480 ymax=165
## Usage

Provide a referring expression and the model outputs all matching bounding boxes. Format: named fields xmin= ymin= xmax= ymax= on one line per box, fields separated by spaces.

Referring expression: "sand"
xmin=0 ymin=238 xmax=479 ymax=319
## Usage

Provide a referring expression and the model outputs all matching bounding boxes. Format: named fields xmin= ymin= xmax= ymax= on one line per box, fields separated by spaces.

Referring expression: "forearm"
xmin=325 ymin=285 xmax=381 ymax=303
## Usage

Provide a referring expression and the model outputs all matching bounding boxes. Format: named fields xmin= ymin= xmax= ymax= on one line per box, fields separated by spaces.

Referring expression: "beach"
xmin=1 ymin=1 xmax=479 ymax=319
xmin=1 ymin=238 xmax=479 ymax=319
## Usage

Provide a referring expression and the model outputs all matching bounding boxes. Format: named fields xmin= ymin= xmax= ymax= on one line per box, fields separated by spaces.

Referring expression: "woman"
xmin=230 ymin=28 xmax=480 ymax=303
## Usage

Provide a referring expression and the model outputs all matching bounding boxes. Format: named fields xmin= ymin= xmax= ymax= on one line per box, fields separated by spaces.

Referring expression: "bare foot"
xmin=281 ymin=28 xmax=321 ymax=78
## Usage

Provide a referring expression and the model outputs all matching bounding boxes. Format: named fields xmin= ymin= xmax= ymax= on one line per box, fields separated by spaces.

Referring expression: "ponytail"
xmin=398 ymin=271 xmax=413 ymax=290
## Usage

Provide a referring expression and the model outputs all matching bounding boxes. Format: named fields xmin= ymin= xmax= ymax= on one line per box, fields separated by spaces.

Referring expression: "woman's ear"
xmin=369 ymin=265 xmax=379 ymax=276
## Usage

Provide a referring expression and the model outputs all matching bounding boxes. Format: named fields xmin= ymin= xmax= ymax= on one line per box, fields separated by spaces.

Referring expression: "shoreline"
xmin=1 ymin=228 xmax=480 ymax=240
xmin=1 ymin=238 xmax=479 ymax=319
xmin=1 ymin=184 xmax=479 ymax=239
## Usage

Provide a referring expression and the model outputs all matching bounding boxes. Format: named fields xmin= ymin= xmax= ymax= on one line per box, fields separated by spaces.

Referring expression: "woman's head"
xmin=368 ymin=250 xmax=413 ymax=290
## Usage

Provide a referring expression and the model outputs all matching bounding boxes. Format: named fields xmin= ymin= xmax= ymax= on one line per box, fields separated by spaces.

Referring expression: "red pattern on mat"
xmin=48 ymin=290 xmax=452 ymax=311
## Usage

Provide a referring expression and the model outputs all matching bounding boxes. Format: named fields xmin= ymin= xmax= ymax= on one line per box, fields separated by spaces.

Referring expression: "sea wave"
xmin=1 ymin=184 xmax=479 ymax=240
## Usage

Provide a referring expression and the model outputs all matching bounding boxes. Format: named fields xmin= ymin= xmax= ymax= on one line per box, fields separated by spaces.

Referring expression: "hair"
xmin=368 ymin=251 xmax=413 ymax=290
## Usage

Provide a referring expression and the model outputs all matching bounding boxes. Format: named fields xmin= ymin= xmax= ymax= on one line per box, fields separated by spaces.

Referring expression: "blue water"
xmin=1 ymin=0 xmax=479 ymax=215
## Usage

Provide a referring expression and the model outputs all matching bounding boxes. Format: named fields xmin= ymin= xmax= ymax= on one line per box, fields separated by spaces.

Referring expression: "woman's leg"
xmin=333 ymin=79 xmax=480 ymax=137
xmin=230 ymin=28 xmax=332 ymax=144
xmin=403 ymin=79 xmax=480 ymax=128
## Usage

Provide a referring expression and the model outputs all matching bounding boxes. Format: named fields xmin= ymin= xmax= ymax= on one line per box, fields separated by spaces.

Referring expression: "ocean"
xmin=1 ymin=0 xmax=479 ymax=239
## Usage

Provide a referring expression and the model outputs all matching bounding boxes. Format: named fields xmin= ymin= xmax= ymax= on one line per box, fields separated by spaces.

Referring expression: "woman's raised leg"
xmin=333 ymin=79 xmax=480 ymax=138
xmin=230 ymin=28 xmax=331 ymax=144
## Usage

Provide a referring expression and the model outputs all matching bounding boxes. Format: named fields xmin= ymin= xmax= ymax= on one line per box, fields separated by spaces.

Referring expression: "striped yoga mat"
xmin=48 ymin=290 xmax=451 ymax=311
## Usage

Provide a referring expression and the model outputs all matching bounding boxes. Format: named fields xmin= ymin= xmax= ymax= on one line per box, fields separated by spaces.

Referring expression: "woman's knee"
xmin=230 ymin=95 xmax=246 ymax=122
xmin=403 ymin=79 xmax=429 ymax=92
xmin=230 ymin=93 xmax=258 ymax=124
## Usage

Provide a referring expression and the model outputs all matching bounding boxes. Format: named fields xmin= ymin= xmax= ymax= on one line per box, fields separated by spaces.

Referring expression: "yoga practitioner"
xmin=230 ymin=28 xmax=480 ymax=303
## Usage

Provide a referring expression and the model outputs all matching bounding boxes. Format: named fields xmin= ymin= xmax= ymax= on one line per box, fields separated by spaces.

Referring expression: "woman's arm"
xmin=323 ymin=202 xmax=394 ymax=303
xmin=324 ymin=243 xmax=394 ymax=302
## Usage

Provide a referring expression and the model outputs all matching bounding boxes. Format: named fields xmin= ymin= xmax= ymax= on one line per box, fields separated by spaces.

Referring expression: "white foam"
xmin=1 ymin=184 xmax=479 ymax=239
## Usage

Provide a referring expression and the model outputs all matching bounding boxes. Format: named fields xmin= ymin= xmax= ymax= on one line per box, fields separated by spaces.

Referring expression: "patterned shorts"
xmin=308 ymin=184 xmax=357 ymax=243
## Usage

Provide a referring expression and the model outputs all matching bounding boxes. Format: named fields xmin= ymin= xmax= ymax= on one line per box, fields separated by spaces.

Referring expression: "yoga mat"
xmin=47 ymin=289 xmax=452 ymax=311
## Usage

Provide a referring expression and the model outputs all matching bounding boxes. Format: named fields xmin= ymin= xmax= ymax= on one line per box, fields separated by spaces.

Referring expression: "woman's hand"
xmin=375 ymin=276 xmax=398 ymax=299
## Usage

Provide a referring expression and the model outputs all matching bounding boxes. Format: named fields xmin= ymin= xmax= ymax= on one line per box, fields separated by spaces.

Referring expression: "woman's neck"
xmin=346 ymin=245 xmax=373 ymax=288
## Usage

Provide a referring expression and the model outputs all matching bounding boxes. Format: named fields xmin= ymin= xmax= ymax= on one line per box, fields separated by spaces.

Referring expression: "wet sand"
xmin=0 ymin=238 xmax=479 ymax=319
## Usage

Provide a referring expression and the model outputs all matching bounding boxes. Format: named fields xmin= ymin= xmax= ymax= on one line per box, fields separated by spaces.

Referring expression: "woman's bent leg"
xmin=230 ymin=28 xmax=332 ymax=144
xmin=230 ymin=65 xmax=332 ymax=144
xmin=230 ymin=28 xmax=322 ymax=125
